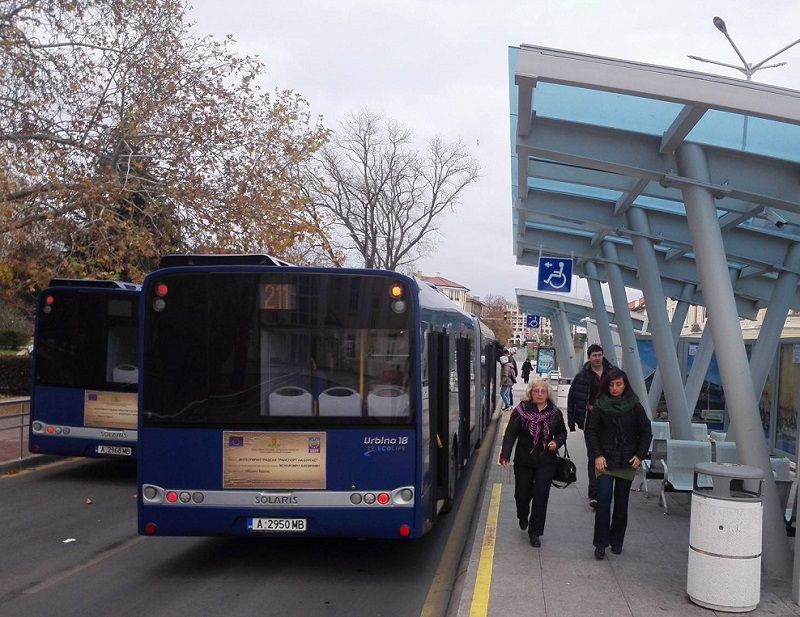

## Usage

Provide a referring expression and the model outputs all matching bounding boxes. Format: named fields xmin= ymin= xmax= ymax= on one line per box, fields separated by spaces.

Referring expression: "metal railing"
xmin=0 ymin=397 xmax=31 ymax=464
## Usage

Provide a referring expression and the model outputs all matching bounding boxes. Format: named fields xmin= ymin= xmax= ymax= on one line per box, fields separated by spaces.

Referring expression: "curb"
xmin=421 ymin=408 xmax=501 ymax=617
xmin=0 ymin=454 xmax=63 ymax=476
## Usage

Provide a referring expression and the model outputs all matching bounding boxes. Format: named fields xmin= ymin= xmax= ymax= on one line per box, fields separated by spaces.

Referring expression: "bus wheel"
xmin=441 ymin=439 xmax=458 ymax=514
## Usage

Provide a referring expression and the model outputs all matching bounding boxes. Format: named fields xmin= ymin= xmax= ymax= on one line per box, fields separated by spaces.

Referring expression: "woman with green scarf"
xmin=585 ymin=369 xmax=652 ymax=560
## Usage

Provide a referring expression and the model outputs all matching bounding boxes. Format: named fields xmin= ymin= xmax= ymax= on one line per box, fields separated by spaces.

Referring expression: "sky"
xmin=188 ymin=0 xmax=800 ymax=304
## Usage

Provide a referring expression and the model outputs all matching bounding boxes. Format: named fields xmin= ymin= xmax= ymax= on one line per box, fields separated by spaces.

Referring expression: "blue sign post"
xmin=537 ymin=257 xmax=573 ymax=293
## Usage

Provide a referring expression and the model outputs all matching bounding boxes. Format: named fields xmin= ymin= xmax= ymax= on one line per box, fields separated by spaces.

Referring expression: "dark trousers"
xmin=584 ymin=432 xmax=597 ymax=499
xmin=593 ymin=473 xmax=633 ymax=549
xmin=514 ymin=463 xmax=557 ymax=536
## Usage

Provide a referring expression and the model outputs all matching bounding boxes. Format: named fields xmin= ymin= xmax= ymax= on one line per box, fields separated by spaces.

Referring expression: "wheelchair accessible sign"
xmin=537 ymin=257 xmax=573 ymax=293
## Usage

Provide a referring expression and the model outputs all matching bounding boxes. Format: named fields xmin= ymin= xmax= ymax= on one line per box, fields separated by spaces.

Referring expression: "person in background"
xmin=508 ymin=348 xmax=518 ymax=378
xmin=505 ymin=348 xmax=518 ymax=407
xmin=499 ymin=378 xmax=567 ymax=548
xmin=521 ymin=358 xmax=533 ymax=384
xmin=585 ymin=369 xmax=651 ymax=560
xmin=499 ymin=353 xmax=515 ymax=410
xmin=567 ymin=343 xmax=616 ymax=508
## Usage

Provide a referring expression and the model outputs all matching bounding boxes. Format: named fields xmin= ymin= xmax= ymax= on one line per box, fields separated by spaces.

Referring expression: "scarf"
xmin=594 ymin=392 xmax=637 ymax=417
xmin=513 ymin=401 xmax=558 ymax=452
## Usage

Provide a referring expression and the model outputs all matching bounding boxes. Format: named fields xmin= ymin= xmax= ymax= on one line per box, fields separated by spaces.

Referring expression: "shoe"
xmin=519 ymin=519 xmax=528 ymax=530
xmin=611 ymin=546 xmax=622 ymax=555
xmin=530 ymin=535 xmax=541 ymax=547
xmin=589 ymin=499 xmax=597 ymax=508
xmin=594 ymin=547 xmax=605 ymax=560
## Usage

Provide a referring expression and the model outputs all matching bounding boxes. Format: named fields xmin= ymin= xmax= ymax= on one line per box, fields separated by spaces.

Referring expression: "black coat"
xmin=500 ymin=401 xmax=568 ymax=468
xmin=566 ymin=358 xmax=615 ymax=431
xmin=585 ymin=397 xmax=652 ymax=470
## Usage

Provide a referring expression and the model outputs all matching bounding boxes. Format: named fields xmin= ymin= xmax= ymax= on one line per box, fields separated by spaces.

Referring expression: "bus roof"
xmin=158 ymin=254 xmax=293 ymax=269
xmin=47 ymin=278 xmax=140 ymax=291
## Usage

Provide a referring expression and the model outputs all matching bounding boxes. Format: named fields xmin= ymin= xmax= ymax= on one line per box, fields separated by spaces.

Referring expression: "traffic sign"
xmin=526 ymin=314 xmax=540 ymax=329
xmin=537 ymin=257 xmax=573 ymax=293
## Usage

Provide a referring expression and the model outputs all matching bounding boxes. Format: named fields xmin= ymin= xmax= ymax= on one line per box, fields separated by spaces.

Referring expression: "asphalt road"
xmin=0 ymin=445 xmax=487 ymax=617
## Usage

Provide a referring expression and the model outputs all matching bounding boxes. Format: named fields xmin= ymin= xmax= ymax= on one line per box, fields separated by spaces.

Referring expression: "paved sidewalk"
xmin=453 ymin=379 xmax=800 ymax=617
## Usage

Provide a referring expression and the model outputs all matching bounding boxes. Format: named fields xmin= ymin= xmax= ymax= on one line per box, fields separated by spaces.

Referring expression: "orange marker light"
xmin=390 ymin=284 xmax=403 ymax=299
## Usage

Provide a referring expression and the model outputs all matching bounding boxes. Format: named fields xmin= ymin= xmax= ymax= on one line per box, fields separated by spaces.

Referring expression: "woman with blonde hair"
xmin=499 ymin=377 xmax=567 ymax=547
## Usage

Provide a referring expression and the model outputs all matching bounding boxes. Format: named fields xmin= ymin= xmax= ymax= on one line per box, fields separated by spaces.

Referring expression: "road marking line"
xmin=469 ymin=483 xmax=501 ymax=617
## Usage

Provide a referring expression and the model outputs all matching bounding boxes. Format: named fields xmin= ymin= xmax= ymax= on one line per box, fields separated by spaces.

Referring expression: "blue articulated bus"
xmin=138 ymin=255 xmax=497 ymax=538
xmin=30 ymin=278 xmax=140 ymax=458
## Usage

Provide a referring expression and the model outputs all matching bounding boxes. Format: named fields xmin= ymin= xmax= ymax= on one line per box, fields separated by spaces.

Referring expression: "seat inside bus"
xmin=318 ymin=387 xmax=362 ymax=416
xmin=367 ymin=385 xmax=409 ymax=417
xmin=268 ymin=386 xmax=313 ymax=416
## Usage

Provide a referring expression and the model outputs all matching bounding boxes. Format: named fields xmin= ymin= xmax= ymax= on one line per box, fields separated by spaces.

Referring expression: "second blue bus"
xmin=29 ymin=279 xmax=140 ymax=458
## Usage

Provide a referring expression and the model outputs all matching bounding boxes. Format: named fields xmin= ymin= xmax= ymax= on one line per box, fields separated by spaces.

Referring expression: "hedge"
xmin=0 ymin=329 xmax=31 ymax=350
xmin=0 ymin=356 xmax=32 ymax=395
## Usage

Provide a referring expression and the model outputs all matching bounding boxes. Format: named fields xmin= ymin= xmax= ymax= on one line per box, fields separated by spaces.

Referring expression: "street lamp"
xmin=688 ymin=16 xmax=800 ymax=81
xmin=688 ymin=16 xmax=800 ymax=149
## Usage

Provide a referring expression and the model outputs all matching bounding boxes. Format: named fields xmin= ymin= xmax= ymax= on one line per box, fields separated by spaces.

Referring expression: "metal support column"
xmin=677 ymin=142 xmax=791 ymax=576
xmin=584 ymin=261 xmax=618 ymax=366
xmin=647 ymin=287 xmax=692 ymax=416
xmin=684 ymin=322 xmax=715 ymax=418
xmin=627 ymin=207 xmax=692 ymax=440
xmin=552 ymin=303 xmax=577 ymax=378
xmin=600 ymin=242 xmax=650 ymax=415
xmin=750 ymin=243 xmax=800 ymax=398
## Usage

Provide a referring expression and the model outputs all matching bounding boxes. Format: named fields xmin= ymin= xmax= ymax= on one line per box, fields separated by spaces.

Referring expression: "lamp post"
xmin=688 ymin=16 xmax=800 ymax=148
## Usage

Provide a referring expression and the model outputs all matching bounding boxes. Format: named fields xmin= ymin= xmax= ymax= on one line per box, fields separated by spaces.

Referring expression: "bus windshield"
xmin=143 ymin=271 xmax=414 ymax=426
xmin=35 ymin=291 xmax=138 ymax=391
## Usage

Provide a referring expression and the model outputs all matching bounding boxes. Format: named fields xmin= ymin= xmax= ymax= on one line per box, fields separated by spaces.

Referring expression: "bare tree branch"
xmin=310 ymin=109 xmax=481 ymax=270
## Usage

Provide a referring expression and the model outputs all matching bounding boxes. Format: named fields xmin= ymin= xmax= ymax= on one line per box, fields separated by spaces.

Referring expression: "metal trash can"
xmin=687 ymin=462 xmax=764 ymax=613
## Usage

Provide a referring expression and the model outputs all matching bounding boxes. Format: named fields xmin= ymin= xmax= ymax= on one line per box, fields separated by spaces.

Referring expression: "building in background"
xmin=417 ymin=272 xmax=554 ymax=346
xmin=505 ymin=303 xmax=551 ymax=347
xmin=417 ymin=273 xmax=470 ymax=311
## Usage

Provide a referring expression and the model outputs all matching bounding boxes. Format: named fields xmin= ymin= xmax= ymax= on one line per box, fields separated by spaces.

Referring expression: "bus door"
xmin=456 ymin=337 xmax=471 ymax=462
xmin=427 ymin=330 xmax=452 ymax=514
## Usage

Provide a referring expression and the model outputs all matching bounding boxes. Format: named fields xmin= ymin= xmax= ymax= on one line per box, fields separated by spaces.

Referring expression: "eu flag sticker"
xmin=88 ymin=394 xmax=98 ymax=401
xmin=228 ymin=435 xmax=244 ymax=447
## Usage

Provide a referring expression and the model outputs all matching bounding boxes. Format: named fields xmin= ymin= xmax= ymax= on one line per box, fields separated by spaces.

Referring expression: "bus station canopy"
xmin=510 ymin=44 xmax=800 ymax=318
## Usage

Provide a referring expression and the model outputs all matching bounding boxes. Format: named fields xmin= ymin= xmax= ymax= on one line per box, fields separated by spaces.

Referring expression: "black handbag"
xmin=552 ymin=443 xmax=577 ymax=489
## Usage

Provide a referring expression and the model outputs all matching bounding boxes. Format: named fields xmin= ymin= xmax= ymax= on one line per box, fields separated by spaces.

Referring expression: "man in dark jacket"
xmin=567 ymin=344 xmax=616 ymax=507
